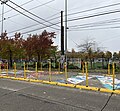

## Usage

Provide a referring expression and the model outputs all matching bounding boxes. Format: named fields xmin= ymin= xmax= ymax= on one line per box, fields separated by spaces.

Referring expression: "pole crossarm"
xmin=0 ymin=0 xmax=9 ymax=4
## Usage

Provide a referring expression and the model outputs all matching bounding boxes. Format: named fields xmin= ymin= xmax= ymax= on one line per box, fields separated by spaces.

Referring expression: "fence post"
xmin=49 ymin=62 xmax=51 ymax=82
xmin=58 ymin=62 xmax=60 ymax=74
xmin=24 ymin=62 xmax=26 ymax=79
xmin=64 ymin=62 xmax=68 ymax=82
xmin=36 ymin=62 xmax=38 ymax=79
xmin=40 ymin=62 xmax=42 ymax=71
xmin=82 ymin=64 xmax=85 ymax=75
xmin=0 ymin=62 xmax=1 ymax=76
xmin=14 ymin=62 xmax=17 ymax=78
xmin=85 ymin=62 xmax=88 ymax=87
xmin=112 ymin=62 xmax=115 ymax=90
xmin=26 ymin=62 xmax=28 ymax=70
xmin=108 ymin=63 xmax=110 ymax=75
xmin=6 ymin=62 xmax=8 ymax=76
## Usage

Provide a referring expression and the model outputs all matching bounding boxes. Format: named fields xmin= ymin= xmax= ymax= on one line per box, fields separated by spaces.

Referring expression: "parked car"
xmin=0 ymin=60 xmax=7 ymax=69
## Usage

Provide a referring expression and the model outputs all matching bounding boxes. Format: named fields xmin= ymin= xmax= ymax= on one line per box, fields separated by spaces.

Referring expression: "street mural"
xmin=66 ymin=75 xmax=120 ymax=90
xmin=96 ymin=76 xmax=120 ymax=90
xmin=1 ymin=70 xmax=120 ymax=90
xmin=67 ymin=75 xmax=93 ymax=84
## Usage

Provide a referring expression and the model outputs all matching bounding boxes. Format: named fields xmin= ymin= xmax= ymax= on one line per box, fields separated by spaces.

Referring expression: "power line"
xmin=3 ymin=8 xmax=120 ymax=28
xmin=68 ymin=0 xmax=111 ymax=12
xmin=1 ymin=0 xmax=59 ymax=23
xmin=9 ymin=21 xmax=60 ymax=38
xmin=3 ymin=0 xmax=120 ymax=35
xmin=68 ymin=26 xmax=120 ymax=31
xmin=2 ymin=1 xmax=120 ymax=28
xmin=2 ymin=1 xmax=120 ymax=22
xmin=5 ymin=2 xmax=60 ymax=30
xmin=0 ymin=12 xmax=60 ymax=34
xmin=70 ymin=22 xmax=120 ymax=29
xmin=9 ymin=0 xmax=60 ymax=28
xmin=2 ymin=0 xmax=35 ymax=15
xmin=69 ymin=19 xmax=120 ymax=29
xmin=35 ymin=0 xmax=59 ymax=11
xmin=69 ymin=17 xmax=120 ymax=28
xmin=27 ymin=0 xmax=57 ymax=12
xmin=1 ymin=10 xmax=60 ymax=26
xmin=45 ymin=12 xmax=60 ymax=20
xmin=3 ymin=3 xmax=60 ymax=34
xmin=68 ymin=2 xmax=120 ymax=16
xmin=0 ymin=10 xmax=60 ymax=24
xmin=18 ymin=21 xmax=60 ymax=34
xmin=69 ymin=36 xmax=79 ymax=46
xmin=7 ymin=11 xmax=120 ymax=36
xmin=68 ymin=9 xmax=120 ymax=22
xmin=8 ymin=16 xmax=60 ymax=34
xmin=7 ymin=19 xmax=25 ymax=27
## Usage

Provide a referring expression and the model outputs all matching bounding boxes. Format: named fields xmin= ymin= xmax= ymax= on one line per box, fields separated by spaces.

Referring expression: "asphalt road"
xmin=0 ymin=79 xmax=120 ymax=111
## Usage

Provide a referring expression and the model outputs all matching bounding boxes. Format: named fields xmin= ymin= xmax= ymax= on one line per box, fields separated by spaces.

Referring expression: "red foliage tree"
xmin=23 ymin=30 xmax=55 ymax=62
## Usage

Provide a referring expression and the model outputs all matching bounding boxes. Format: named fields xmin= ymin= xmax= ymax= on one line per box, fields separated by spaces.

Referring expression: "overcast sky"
xmin=1 ymin=0 xmax=120 ymax=52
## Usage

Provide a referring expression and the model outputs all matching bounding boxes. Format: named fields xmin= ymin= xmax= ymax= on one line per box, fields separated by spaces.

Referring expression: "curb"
xmin=0 ymin=76 xmax=120 ymax=94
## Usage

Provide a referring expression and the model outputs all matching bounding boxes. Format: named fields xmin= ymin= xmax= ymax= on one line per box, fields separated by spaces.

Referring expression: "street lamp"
xmin=1 ymin=0 xmax=9 ymax=35
xmin=1 ymin=1 xmax=4 ymax=35
xmin=65 ymin=0 xmax=67 ymax=62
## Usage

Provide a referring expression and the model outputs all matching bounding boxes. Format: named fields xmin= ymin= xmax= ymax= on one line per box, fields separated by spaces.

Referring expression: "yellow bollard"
xmin=85 ymin=62 xmax=88 ymax=87
xmin=24 ymin=62 xmax=26 ymax=79
xmin=112 ymin=63 xmax=115 ymax=90
xmin=108 ymin=63 xmax=110 ymax=75
xmin=49 ymin=62 xmax=52 ymax=82
xmin=64 ymin=62 xmax=68 ymax=81
xmin=14 ymin=62 xmax=17 ymax=78
xmin=35 ymin=62 xmax=38 ymax=79
xmin=0 ymin=62 xmax=1 ymax=76
xmin=6 ymin=62 xmax=8 ymax=76
xmin=40 ymin=62 xmax=42 ymax=71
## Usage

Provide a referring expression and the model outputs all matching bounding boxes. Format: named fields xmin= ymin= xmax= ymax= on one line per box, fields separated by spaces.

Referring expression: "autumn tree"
xmin=78 ymin=38 xmax=95 ymax=53
xmin=98 ymin=51 xmax=105 ymax=68
xmin=0 ymin=32 xmax=24 ymax=68
xmin=113 ymin=52 xmax=118 ymax=61
xmin=88 ymin=48 xmax=93 ymax=69
xmin=105 ymin=51 xmax=112 ymax=64
xmin=23 ymin=30 xmax=55 ymax=63
xmin=50 ymin=46 xmax=58 ymax=63
xmin=78 ymin=38 xmax=96 ymax=69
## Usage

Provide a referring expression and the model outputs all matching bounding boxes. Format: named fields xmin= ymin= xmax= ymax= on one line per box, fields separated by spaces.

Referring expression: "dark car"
xmin=0 ymin=60 xmax=7 ymax=69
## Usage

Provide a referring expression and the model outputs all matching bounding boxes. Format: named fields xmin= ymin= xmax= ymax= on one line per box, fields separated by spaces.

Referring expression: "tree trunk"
xmin=90 ymin=58 xmax=92 ymax=69
xmin=37 ymin=52 xmax=41 ymax=67
xmin=9 ymin=49 xmax=12 ymax=68
xmin=102 ymin=58 xmax=104 ymax=69
xmin=37 ymin=52 xmax=40 ymax=62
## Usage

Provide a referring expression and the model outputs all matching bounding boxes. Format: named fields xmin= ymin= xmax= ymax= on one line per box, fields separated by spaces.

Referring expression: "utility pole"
xmin=65 ymin=0 xmax=67 ymax=62
xmin=61 ymin=11 xmax=64 ymax=55
xmin=1 ymin=1 xmax=4 ymax=35
xmin=60 ymin=11 xmax=65 ymax=70
xmin=1 ymin=0 xmax=8 ymax=36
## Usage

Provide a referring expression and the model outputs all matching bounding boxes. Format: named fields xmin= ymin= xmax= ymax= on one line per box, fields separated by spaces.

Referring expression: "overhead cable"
xmin=68 ymin=9 xmax=120 ymax=22
xmin=9 ymin=0 xmax=60 ymax=28
xmin=5 ymin=3 xmax=60 ymax=30
xmin=68 ymin=2 xmax=120 ymax=16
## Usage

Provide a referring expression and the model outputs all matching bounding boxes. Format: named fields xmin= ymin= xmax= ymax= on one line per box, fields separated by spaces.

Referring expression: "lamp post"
xmin=1 ymin=1 xmax=4 ymax=35
xmin=65 ymin=0 xmax=67 ymax=63
xmin=1 ymin=0 xmax=8 ymax=35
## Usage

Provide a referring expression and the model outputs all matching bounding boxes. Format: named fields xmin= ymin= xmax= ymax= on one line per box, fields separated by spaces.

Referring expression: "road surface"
xmin=0 ymin=78 xmax=119 ymax=111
